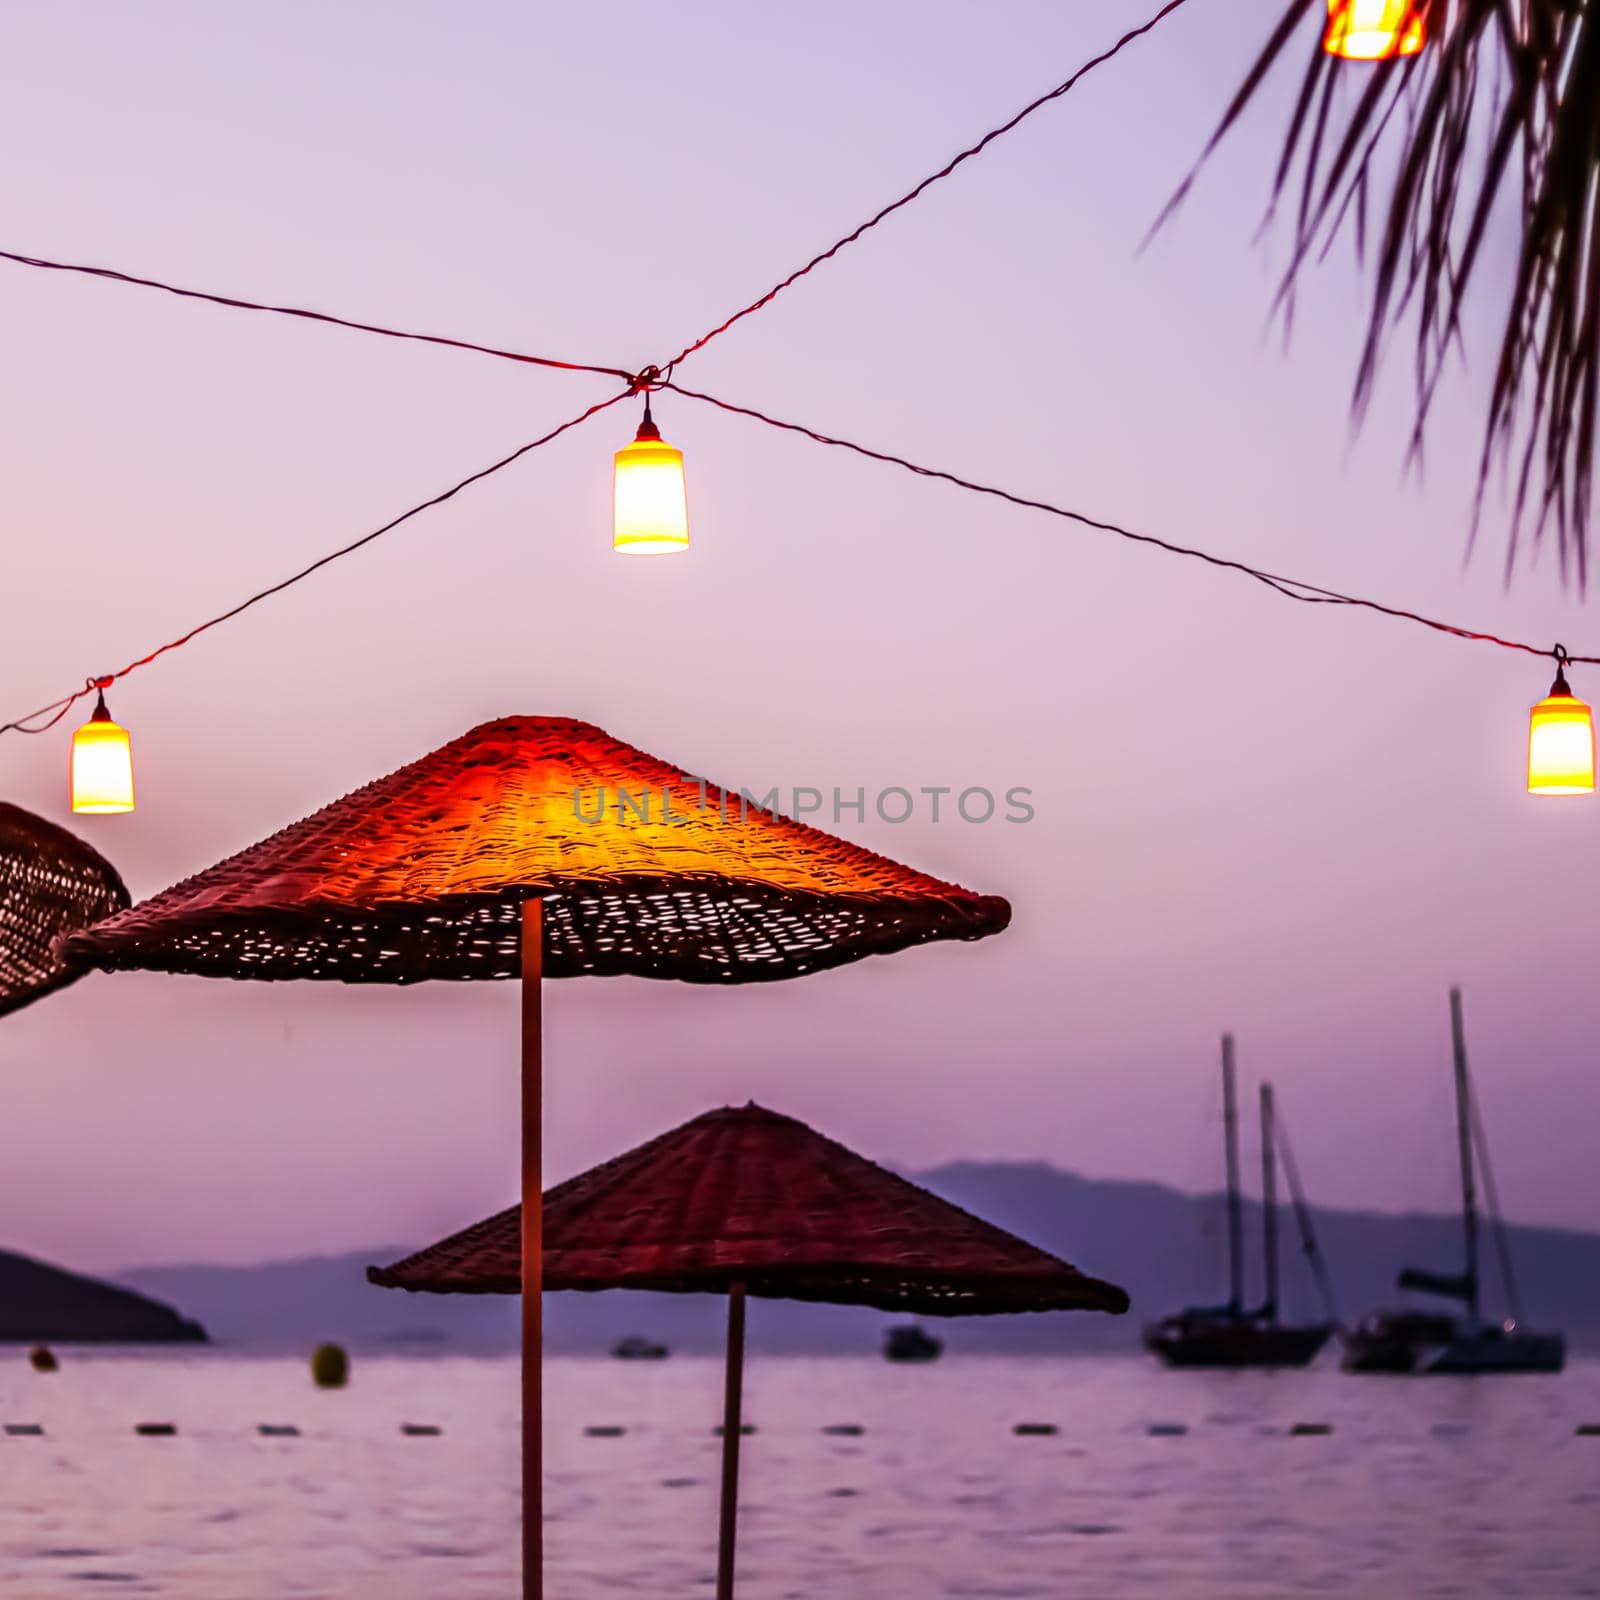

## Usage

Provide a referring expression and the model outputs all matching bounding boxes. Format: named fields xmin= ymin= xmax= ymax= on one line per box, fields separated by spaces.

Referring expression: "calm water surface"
xmin=1 ymin=1353 xmax=1596 ymax=1599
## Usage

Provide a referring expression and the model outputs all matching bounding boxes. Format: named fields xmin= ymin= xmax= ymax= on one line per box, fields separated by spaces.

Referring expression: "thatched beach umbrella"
xmin=59 ymin=716 xmax=1011 ymax=1600
xmin=1 ymin=803 xmax=128 ymax=1019
xmin=371 ymin=1101 xmax=1129 ymax=1599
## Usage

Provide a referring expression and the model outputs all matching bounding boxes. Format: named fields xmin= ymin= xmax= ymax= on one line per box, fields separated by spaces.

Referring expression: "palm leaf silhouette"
xmin=1169 ymin=1 xmax=1598 ymax=582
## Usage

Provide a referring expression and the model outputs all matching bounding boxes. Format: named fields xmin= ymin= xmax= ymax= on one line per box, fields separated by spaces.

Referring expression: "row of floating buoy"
xmin=9 ymin=1418 xmax=1600 ymax=1440
xmin=1007 ymin=1420 xmax=1600 ymax=1439
xmin=2 ymin=1422 xmax=440 ymax=1438
xmin=569 ymin=1419 xmax=1600 ymax=1442
xmin=0 ymin=1420 xmax=858 ymax=1441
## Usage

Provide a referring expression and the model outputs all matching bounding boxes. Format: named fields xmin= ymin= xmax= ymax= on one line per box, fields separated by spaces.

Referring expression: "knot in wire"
xmin=628 ymin=365 xmax=663 ymax=394
xmin=1554 ymin=644 xmax=1572 ymax=667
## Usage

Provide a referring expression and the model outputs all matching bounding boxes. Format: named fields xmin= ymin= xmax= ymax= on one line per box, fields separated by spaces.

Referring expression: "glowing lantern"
xmin=613 ymin=398 xmax=688 ymax=555
xmin=71 ymin=684 xmax=135 ymax=814
xmin=1528 ymin=656 xmax=1595 ymax=796
xmin=1324 ymin=0 xmax=1426 ymax=60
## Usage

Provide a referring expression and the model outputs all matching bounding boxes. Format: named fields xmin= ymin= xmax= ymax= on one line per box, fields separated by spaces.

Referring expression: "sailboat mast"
xmin=1449 ymin=988 xmax=1480 ymax=1320
xmin=1276 ymin=1106 xmax=1341 ymax=1326
xmin=1222 ymin=1034 xmax=1243 ymax=1315
xmin=1260 ymin=1082 xmax=1279 ymax=1322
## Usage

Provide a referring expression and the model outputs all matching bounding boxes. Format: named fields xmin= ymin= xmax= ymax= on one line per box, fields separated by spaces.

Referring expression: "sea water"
xmin=0 ymin=1353 xmax=1596 ymax=1599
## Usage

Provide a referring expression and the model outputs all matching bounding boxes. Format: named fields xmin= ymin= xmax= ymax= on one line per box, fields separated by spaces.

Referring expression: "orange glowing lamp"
xmin=1528 ymin=657 xmax=1595 ymax=797
xmin=1324 ymin=0 xmax=1427 ymax=60
xmin=613 ymin=398 xmax=688 ymax=556
xmin=71 ymin=684 xmax=135 ymax=814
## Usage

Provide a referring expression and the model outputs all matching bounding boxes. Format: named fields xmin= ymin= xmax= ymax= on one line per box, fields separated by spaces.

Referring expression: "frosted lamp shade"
xmin=71 ymin=716 xmax=135 ymax=814
xmin=1324 ymin=0 xmax=1426 ymax=59
xmin=613 ymin=434 xmax=689 ymax=555
xmin=1528 ymin=694 xmax=1595 ymax=796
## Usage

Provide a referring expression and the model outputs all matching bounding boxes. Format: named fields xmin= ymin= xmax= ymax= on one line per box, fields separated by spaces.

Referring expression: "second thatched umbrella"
xmin=59 ymin=715 xmax=1011 ymax=1600
xmin=371 ymin=1101 xmax=1129 ymax=1598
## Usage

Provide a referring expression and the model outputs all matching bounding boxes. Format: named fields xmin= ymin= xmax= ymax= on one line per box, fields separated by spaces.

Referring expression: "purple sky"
xmin=2 ymin=2 xmax=1596 ymax=1275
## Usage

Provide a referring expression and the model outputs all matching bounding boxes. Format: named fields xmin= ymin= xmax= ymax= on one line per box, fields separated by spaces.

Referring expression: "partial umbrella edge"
xmin=1 ymin=803 xmax=131 ymax=1020
xmin=57 ymin=880 xmax=1012 ymax=986
xmin=367 ymin=1257 xmax=1128 ymax=1317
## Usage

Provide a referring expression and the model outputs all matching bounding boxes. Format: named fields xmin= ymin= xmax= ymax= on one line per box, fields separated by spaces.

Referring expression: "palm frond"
xmin=1183 ymin=1 xmax=1599 ymax=580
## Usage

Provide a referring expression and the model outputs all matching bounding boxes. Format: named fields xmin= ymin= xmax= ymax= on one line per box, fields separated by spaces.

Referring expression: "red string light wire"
xmin=5 ymin=369 xmax=1587 ymax=743
xmin=661 ymin=380 xmax=1592 ymax=665
xmin=0 ymin=388 xmax=634 ymax=736
xmin=661 ymin=0 xmax=1193 ymax=371
xmin=0 ymin=6 xmax=1191 ymax=385
xmin=0 ymin=0 xmax=1584 ymax=736
xmin=0 ymin=247 xmax=636 ymax=383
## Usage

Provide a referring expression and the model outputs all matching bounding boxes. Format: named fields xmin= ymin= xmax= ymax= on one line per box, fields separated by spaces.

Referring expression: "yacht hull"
xmin=1424 ymin=1330 xmax=1566 ymax=1375
xmin=1145 ymin=1316 xmax=1332 ymax=1369
xmin=1343 ymin=1316 xmax=1566 ymax=1375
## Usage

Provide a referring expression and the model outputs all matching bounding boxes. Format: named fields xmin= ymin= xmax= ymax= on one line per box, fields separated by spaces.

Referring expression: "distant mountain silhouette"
xmin=0 ymin=1247 xmax=205 ymax=1343
xmin=919 ymin=1162 xmax=1599 ymax=1352
xmin=116 ymin=1164 xmax=1600 ymax=1356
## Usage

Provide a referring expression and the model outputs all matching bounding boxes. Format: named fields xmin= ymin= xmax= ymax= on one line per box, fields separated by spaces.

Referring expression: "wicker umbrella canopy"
xmin=60 ymin=716 xmax=1009 ymax=983
xmin=0 ymin=803 xmax=128 ymax=1020
xmin=58 ymin=716 xmax=1011 ymax=1600
xmin=371 ymin=1102 xmax=1127 ymax=1315
xmin=371 ymin=1104 xmax=1126 ymax=1598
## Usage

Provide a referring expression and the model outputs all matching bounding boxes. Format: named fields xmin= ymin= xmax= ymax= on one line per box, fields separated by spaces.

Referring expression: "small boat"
xmin=610 ymin=1335 xmax=669 ymax=1361
xmin=1145 ymin=1039 xmax=1335 ymax=1369
xmin=1342 ymin=990 xmax=1565 ymax=1377
xmin=883 ymin=1325 xmax=942 ymax=1363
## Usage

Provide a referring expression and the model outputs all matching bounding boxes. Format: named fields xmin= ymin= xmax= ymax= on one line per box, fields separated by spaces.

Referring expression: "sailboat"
xmin=882 ymin=1325 xmax=942 ymax=1363
xmin=1144 ymin=1037 xmax=1336 ymax=1369
xmin=1342 ymin=989 xmax=1565 ymax=1376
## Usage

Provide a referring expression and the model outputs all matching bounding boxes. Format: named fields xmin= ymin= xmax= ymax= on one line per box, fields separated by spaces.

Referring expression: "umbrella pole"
xmin=521 ymin=898 xmax=544 ymax=1600
xmin=716 ymin=1282 xmax=747 ymax=1600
